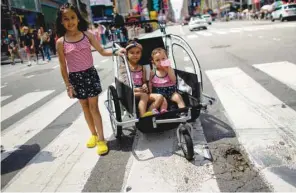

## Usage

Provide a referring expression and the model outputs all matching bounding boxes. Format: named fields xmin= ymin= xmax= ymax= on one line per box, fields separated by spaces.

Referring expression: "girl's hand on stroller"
xmin=115 ymin=48 xmax=126 ymax=56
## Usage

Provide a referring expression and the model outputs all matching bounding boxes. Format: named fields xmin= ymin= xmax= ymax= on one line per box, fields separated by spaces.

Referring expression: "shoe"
xmin=151 ymin=108 xmax=160 ymax=114
xmin=160 ymin=109 xmax=168 ymax=114
xmin=86 ymin=135 xmax=98 ymax=148
xmin=97 ymin=140 xmax=108 ymax=155
xmin=142 ymin=111 xmax=154 ymax=117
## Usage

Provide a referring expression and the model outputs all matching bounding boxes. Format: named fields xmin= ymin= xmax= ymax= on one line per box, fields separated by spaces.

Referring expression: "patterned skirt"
xmin=69 ymin=66 xmax=102 ymax=99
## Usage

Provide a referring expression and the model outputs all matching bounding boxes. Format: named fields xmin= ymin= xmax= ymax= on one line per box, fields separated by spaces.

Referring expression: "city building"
xmin=41 ymin=0 xmax=68 ymax=30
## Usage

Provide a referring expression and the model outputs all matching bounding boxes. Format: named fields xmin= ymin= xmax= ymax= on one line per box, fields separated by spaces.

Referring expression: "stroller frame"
xmin=104 ymin=21 xmax=215 ymax=161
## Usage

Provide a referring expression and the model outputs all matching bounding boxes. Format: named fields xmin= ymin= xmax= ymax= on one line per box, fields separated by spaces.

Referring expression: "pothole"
xmin=211 ymin=45 xmax=231 ymax=49
xmin=224 ymin=148 xmax=250 ymax=172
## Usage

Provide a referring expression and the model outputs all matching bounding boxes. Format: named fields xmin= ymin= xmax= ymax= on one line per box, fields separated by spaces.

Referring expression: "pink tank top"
xmin=63 ymin=33 xmax=93 ymax=72
xmin=151 ymin=72 xmax=175 ymax=88
xmin=131 ymin=69 xmax=143 ymax=86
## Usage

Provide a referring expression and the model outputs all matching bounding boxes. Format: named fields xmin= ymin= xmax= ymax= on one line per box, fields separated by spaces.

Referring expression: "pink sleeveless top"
xmin=131 ymin=69 xmax=143 ymax=86
xmin=151 ymin=72 xmax=175 ymax=88
xmin=63 ymin=33 xmax=93 ymax=72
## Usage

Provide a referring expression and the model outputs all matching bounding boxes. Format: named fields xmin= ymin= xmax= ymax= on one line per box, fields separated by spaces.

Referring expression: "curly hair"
xmin=55 ymin=3 xmax=89 ymax=37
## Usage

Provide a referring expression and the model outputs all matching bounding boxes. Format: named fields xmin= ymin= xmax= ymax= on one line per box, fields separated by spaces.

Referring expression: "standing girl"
xmin=125 ymin=40 xmax=166 ymax=117
xmin=55 ymin=3 xmax=125 ymax=155
xmin=150 ymin=48 xmax=185 ymax=109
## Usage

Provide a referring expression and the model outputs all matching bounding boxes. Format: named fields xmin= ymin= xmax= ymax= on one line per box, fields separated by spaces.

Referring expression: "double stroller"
xmin=105 ymin=21 xmax=215 ymax=161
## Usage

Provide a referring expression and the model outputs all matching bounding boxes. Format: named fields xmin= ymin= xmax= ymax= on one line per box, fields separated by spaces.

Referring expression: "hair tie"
xmin=126 ymin=42 xmax=142 ymax=51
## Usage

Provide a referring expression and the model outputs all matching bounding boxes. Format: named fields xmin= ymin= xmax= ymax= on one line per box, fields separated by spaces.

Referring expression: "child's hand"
xmin=142 ymin=83 xmax=148 ymax=93
xmin=67 ymin=86 xmax=75 ymax=99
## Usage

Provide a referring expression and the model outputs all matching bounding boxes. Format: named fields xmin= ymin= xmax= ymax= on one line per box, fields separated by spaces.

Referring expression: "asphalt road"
xmin=1 ymin=20 xmax=296 ymax=192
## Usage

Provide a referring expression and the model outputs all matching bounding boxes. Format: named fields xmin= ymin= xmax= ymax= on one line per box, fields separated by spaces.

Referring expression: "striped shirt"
xmin=63 ymin=33 xmax=93 ymax=72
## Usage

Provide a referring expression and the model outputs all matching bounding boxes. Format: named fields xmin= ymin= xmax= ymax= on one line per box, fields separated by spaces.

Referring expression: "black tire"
xmin=204 ymin=26 xmax=207 ymax=30
xmin=108 ymin=85 xmax=122 ymax=139
xmin=208 ymin=22 xmax=212 ymax=25
xmin=280 ymin=15 xmax=284 ymax=22
xmin=180 ymin=126 xmax=194 ymax=161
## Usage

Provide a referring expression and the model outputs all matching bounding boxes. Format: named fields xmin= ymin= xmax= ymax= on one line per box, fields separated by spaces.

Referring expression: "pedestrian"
xmin=98 ymin=23 xmax=107 ymax=48
xmin=39 ymin=27 xmax=51 ymax=62
xmin=48 ymin=29 xmax=57 ymax=55
xmin=55 ymin=3 xmax=126 ymax=155
xmin=7 ymin=34 xmax=23 ymax=65
xmin=21 ymin=26 xmax=35 ymax=66
xmin=33 ymin=29 xmax=45 ymax=62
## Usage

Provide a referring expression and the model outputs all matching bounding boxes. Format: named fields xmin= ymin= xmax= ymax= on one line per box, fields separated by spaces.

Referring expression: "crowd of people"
xmin=1 ymin=26 xmax=57 ymax=66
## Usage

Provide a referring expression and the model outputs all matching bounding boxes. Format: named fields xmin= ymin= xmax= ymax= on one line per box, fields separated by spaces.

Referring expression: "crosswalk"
xmin=185 ymin=22 xmax=296 ymax=39
xmin=1 ymin=60 xmax=296 ymax=192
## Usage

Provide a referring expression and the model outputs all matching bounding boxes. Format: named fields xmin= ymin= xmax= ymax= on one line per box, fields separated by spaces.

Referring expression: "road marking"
xmin=253 ymin=61 xmax=296 ymax=91
xmin=229 ymin=28 xmax=242 ymax=33
xmin=184 ymin=56 xmax=190 ymax=62
xmin=1 ymin=91 xmax=77 ymax=162
xmin=101 ymin=59 xmax=109 ymax=63
xmin=186 ymin=34 xmax=198 ymax=39
xmin=195 ymin=31 xmax=212 ymax=36
xmin=3 ymin=89 xmax=114 ymax=192
xmin=206 ymin=67 xmax=296 ymax=147
xmin=53 ymin=65 xmax=59 ymax=69
xmin=212 ymin=30 xmax=227 ymax=34
xmin=1 ymin=95 xmax=12 ymax=102
xmin=1 ymin=90 xmax=55 ymax=122
xmin=25 ymin=75 xmax=35 ymax=79
xmin=273 ymin=38 xmax=280 ymax=41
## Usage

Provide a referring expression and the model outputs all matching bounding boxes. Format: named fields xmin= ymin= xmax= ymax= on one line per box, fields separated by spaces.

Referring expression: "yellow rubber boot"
xmin=86 ymin=135 xmax=98 ymax=148
xmin=97 ymin=141 xmax=108 ymax=155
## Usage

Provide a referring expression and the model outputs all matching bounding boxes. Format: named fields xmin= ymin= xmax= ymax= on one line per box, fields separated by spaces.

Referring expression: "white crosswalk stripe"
xmin=1 ymin=60 xmax=296 ymax=192
xmin=253 ymin=61 xmax=296 ymax=91
xmin=195 ymin=31 xmax=212 ymax=36
xmin=1 ymin=95 xmax=12 ymax=102
xmin=1 ymin=91 xmax=77 ymax=161
xmin=1 ymin=90 xmax=54 ymax=122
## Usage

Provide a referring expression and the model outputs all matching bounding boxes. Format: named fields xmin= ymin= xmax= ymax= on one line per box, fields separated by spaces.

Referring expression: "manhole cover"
xmin=24 ymin=69 xmax=54 ymax=76
xmin=211 ymin=45 xmax=231 ymax=49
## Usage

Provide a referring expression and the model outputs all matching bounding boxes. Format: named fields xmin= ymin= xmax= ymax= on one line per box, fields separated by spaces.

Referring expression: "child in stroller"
xmin=125 ymin=40 xmax=167 ymax=117
xmin=150 ymin=48 xmax=186 ymax=110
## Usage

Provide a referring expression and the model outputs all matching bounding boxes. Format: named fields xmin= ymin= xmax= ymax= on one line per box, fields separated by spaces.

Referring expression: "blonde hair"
xmin=151 ymin=47 xmax=167 ymax=61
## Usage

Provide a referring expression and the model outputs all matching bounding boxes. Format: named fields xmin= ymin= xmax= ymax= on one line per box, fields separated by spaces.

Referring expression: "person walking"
xmin=21 ymin=26 xmax=34 ymax=66
xmin=39 ymin=27 xmax=51 ymax=62
xmin=7 ymin=34 xmax=23 ymax=65
xmin=55 ymin=3 xmax=125 ymax=155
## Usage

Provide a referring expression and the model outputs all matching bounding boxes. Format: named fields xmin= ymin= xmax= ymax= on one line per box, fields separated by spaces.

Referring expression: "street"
xmin=1 ymin=20 xmax=296 ymax=192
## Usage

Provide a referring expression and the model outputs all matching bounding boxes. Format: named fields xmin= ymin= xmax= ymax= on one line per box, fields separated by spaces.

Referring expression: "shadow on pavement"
xmin=1 ymin=144 xmax=56 ymax=189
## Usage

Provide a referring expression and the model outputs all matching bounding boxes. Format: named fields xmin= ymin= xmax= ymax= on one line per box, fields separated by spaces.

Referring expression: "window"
xmin=288 ymin=4 xmax=296 ymax=8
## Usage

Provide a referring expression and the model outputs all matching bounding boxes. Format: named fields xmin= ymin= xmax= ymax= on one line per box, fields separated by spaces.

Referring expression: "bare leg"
xmin=160 ymin=97 xmax=168 ymax=111
xmin=171 ymin=92 xmax=185 ymax=108
xmin=135 ymin=92 xmax=148 ymax=117
xmin=147 ymin=94 xmax=164 ymax=111
xmin=88 ymin=96 xmax=104 ymax=141
xmin=79 ymin=99 xmax=97 ymax=135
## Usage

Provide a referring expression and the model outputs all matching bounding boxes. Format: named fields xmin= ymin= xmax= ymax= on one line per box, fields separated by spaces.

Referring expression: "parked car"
xmin=202 ymin=14 xmax=212 ymax=25
xmin=271 ymin=3 xmax=296 ymax=21
xmin=189 ymin=16 xmax=208 ymax=31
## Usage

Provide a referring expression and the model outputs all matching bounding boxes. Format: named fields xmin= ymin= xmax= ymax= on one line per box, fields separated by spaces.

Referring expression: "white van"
xmin=271 ymin=3 xmax=296 ymax=21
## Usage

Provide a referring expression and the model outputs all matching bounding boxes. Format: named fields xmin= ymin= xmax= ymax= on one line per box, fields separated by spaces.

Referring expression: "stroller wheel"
xmin=108 ymin=85 xmax=122 ymax=139
xmin=179 ymin=125 xmax=194 ymax=161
